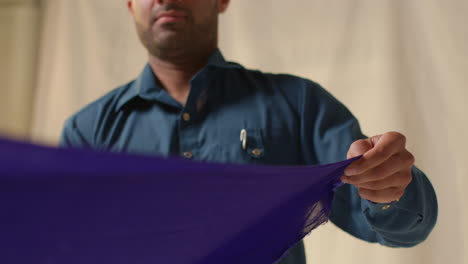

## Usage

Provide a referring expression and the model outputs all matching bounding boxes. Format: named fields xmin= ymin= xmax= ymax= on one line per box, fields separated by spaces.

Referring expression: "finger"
xmin=358 ymin=187 xmax=405 ymax=204
xmin=345 ymin=132 xmax=406 ymax=176
xmin=347 ymin=138 xmax=373 ymax=159
xmin=354 ymin=171 xmax=413 ymax=190
xmin=342 ymin=151 xmax=414 ymax=184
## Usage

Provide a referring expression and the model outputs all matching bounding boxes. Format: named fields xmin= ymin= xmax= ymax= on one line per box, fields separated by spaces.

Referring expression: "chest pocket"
xmin=200 ymin=127 xmax=298 ymax=165
xmin=240 ymin=128 xmax=266 ymax=160
xmin=196 ymin=117 xmax=301 ymax=165
xmin=211 ymin=128 xmax=266 ymax=165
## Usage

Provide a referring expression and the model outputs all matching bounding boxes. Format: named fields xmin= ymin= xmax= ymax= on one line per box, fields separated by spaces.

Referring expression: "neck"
xmin=148 ymin=45 xmax=217 ymax=106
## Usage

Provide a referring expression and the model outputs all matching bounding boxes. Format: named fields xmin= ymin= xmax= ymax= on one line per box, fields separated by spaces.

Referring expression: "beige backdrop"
xmin=2 ymin=0 xmax=467 ymax=263
xmin=0 ymin=0 xmax=40 ymax=139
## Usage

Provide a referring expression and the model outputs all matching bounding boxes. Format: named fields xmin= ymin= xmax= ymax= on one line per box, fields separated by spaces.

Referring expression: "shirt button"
xmin=183 ymin=152 xmax=193 ymax=159
xmin=381 ymin=204 xmax=391 ymax=210
xmin=182 ymin=113 xmax=191 ymax=122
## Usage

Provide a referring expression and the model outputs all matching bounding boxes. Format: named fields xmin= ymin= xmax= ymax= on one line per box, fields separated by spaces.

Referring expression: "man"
xmin=60 ymin=0 xmax=438 ymax=263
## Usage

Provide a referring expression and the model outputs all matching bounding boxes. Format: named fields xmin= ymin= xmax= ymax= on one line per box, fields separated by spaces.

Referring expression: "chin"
xmin=156 ymin=32 xmax=192 ymax=47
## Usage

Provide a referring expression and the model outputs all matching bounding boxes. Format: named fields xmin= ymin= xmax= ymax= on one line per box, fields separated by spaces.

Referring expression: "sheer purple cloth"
xmin=0 ymin=138 xmax=358 ymax=264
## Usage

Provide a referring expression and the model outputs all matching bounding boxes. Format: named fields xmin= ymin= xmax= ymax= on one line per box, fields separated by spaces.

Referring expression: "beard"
xmin=137 ymin=20 xmax=193 ymax=53
xmin=134 ymin=5 xmax=219 ymax=59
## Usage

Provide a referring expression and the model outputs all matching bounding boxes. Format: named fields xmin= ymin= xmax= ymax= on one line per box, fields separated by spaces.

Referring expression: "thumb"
xmin=347 ymin=138 xmax=374 ymax=159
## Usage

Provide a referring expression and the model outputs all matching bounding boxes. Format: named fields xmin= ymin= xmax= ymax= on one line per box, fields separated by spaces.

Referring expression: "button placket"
xmin=179 ymin=73 xmax=207 ymax=160
xmin=179 ymin=108 xmax=198 ymax=160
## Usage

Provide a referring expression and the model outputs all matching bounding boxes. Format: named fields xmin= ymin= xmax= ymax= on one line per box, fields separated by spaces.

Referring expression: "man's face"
xmin=128 ymin=0 xmax=230 ymax=56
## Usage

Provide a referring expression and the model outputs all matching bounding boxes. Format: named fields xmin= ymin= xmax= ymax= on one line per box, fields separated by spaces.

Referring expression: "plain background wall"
xmin=0 ymin=0 xmax=40 ymax=139
xmin=1 ymin=0 xmax=467 ymax=263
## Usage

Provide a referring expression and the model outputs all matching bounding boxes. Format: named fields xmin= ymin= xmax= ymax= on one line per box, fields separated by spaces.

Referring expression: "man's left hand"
xmin=341 ymin=132 xmax=415 ymax=203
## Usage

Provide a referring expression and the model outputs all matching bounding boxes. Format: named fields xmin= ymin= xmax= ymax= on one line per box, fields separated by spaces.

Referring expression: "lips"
xmin=156 ymin=11 xmax=187 ymax=24
xmin=158 ymin=16 xmax=185 ymax=24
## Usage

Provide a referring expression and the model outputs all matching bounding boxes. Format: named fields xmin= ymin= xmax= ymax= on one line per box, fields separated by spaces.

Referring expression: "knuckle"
xmin=403 ymin=173 xmax=413 ymax=186
xmin=372 ymin=181 xmax=386 ymax=190
xmin=358 ymin=187 xmax=367 ymax=195
xmin=355 ymin=139 xmax=367 ymax=145
xmin=389 ymin=131 xmax=406 ymax=145
xmin=376 ymin=172 xmax=388 ymax=182
xmin=346 ymin=177 xmax=355 ymax=184
xmin=406 ymin=151 xmax=415 ymax=166
xmin=396 ymin=151 xmax=414 ymax=168
xmin=406 ymin=174 xmax=413 ymax=185
xmin=352 ymin=138 xmax=373 ymax=151
xmin=350 ymin=176 xmax=365 ymax=185
xmin=374 ymin=146 xmax=386 ymax=157
xmin=350 ymin=139 xmax=367 ymax=151
xmin=351 ymin=139 xmax=365 ymax=147
xmin=372 ymin=166 xmax=388 ymax=180
xmin=394 ymin=188 xmax=404 ymax=200
xmin=360 ymin=182 xmax=375 ymax=190
xmin=361 ymin=178 xmax=387 ymax=190
xmin=358 ymin=189 xmax=372 ymax=200
xmin=348 ymin=140 xmax=365 ymax=157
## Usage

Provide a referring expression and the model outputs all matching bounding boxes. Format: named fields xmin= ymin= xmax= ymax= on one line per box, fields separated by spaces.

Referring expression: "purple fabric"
xmin=0 ymin=138 xmax=358 ymax=264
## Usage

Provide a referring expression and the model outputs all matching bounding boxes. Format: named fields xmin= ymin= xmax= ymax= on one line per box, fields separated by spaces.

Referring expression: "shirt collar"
xmin=116 ymin=49 xmax=238 ymax=110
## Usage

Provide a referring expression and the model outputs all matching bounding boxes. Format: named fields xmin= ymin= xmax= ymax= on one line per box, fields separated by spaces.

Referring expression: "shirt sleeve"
xmin=59 ymin=115 xmax=93 ymax=148
xmin=299 ymin=80 xmax=438 ymax=247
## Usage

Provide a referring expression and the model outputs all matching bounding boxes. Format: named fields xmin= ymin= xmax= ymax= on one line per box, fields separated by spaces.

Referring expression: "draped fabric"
xmin=0 ymin=138 xmax=357 ymax=264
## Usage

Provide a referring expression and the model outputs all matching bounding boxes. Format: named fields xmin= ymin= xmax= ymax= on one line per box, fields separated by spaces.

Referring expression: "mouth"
xmin=155 ymin=11 xmax=188 ymax=24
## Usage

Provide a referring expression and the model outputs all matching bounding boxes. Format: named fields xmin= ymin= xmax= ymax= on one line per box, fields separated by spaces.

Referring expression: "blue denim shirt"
xmin=60 ymin=49 xmax=437 ymax=263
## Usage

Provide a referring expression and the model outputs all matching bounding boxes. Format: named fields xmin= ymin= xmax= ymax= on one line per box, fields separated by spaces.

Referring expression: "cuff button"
xmin=382 ymin=204 xmax=391 ymax=210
